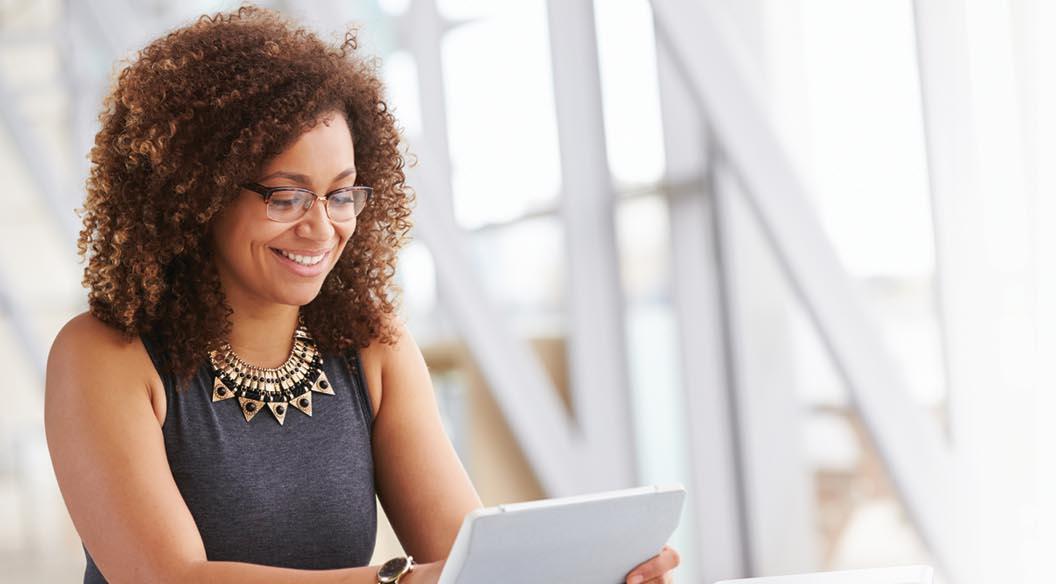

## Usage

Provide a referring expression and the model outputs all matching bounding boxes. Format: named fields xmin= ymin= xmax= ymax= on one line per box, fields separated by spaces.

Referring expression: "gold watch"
xmin=377 ymin=556 xmax=415 ymax=583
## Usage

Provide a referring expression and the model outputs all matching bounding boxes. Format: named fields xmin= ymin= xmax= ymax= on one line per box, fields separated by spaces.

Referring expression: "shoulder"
xmin=355 ymin=312 xmax=417 ymax=419
xmin=47 ymin=312 xmax=165 ymax=425
xmin=49 ymin=312 xmax=138 ymax=375
xmin=52 ymin=311 xmax=131 ymax=349
xmin=49 ymin=311 xmax=147 ymax=374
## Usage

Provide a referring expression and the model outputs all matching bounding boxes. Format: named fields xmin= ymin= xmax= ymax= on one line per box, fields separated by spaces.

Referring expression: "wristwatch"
xmin=377 ymin=555 xmax=415 ymax=583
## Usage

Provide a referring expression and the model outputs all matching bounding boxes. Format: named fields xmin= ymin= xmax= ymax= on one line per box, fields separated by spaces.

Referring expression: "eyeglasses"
xmin=241 ymin=182 xmax=373 ymax=223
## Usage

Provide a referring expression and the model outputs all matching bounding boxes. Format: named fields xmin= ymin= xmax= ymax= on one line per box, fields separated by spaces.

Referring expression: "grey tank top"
xmin=83 ymin=333 xmax=377 ymax=582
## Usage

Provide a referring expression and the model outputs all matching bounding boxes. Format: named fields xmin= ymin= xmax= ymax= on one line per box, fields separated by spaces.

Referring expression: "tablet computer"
xmin=715 ymin=565 xmax=934 ymax=584
xmin=437 ymin=483 xmax=686 ymax=584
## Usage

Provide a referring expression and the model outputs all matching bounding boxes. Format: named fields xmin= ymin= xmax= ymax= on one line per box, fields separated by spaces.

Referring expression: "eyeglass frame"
xmin=241 ymin=182 xmax=373 ymax=223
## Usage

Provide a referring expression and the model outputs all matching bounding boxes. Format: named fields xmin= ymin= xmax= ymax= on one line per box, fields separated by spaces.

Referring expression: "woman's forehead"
xmin=259 ymin=115 xmax=357 ymax=182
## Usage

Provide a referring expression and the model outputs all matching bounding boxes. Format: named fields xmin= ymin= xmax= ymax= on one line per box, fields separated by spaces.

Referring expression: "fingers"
xmin=626 ymin=545 xmax=681 ymax=584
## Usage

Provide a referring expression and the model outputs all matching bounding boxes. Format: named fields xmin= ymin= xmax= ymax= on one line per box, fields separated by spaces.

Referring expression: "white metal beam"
xmin=713 ymin=163 xmax=818 ymax=576
xmin=395 ymin=0 xmax=606 ymax=496
xmin=1027 ymin=3 xmax=1056 ymax=581
xmin=401 ymin=0 xmax=456 ymax=219
xmin=650 ymin=0 xmax=958 ymax=579
xmin=913 ymin=1 xmax=1033 ymax=582
xmin=545 ymin=0 xmax=637 ymax=491
xmin=656 ymin=37 xmax=748 ymax=578
xmin=386 ymin=0 xmax=637 ymax=501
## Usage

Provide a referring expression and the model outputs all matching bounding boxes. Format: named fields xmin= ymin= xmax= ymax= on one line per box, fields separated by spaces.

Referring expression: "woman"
xmin=45 ymin=6 xmax=680 ymax=583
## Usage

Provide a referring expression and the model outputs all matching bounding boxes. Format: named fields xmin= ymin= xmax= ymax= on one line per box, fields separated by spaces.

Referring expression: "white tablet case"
xmin=436 ymin=484 xmax=686 ymax=584
xmin=715 ymin=565 xmax=934 ymax=584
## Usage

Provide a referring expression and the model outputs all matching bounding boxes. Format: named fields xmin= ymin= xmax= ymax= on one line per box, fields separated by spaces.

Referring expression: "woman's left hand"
xmin=625 ymin=545 xmax=681 ymax=583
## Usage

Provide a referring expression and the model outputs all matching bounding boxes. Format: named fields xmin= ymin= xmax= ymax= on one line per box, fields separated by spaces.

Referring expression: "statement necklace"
xmin=208 ymin=324 xmax=333 ymax=425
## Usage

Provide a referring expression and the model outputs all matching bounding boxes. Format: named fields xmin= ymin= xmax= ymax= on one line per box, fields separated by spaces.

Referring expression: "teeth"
xmin=276 ymin=249 xmax=324 ymax=266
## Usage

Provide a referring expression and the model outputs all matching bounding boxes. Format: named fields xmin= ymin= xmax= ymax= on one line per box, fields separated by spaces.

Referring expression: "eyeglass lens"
xmin=266 ymin=188 xmax=369 ymax=222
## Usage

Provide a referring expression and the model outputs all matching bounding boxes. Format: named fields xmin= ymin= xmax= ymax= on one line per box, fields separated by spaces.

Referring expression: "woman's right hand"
xmin=402 ymin=559 xmax=445 ymax=584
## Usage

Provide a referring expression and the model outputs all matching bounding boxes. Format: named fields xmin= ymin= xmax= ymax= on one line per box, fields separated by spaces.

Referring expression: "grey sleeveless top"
xmin=83 ymin=333 xmax=377 ymax=582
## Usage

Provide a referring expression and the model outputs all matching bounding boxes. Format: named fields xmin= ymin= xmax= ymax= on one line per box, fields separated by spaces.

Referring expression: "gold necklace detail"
xmin=208 ymin=324 xmax=334 ymax=425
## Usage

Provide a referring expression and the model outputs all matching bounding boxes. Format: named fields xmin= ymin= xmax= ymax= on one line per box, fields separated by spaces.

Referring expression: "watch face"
xmin=378 ymin=557 xmax=410 ymax=581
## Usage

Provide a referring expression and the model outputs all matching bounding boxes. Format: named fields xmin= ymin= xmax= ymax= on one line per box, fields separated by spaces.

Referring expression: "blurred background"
xmin=0 ymin=0 xmax=1051 ymax=582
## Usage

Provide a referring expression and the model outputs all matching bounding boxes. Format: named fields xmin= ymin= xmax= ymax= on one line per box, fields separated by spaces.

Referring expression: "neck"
xmin=226 ymin=302 xmax=301 ymax=369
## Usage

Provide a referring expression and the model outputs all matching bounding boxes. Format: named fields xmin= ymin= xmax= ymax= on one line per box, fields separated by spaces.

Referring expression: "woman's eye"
xmin=269 ymin=191 xmax=303 ymax=209
xmin=329 ymin=193 xmax=355 ymax=207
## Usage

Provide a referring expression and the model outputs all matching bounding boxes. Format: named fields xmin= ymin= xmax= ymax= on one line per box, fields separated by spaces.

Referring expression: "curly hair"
xmin=77 ymin=5 xmax=413 ymax=389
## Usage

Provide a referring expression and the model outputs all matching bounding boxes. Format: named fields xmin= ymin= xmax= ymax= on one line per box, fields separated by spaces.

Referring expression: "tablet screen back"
xmin=437 ymin=484 xmax=686 ymax=584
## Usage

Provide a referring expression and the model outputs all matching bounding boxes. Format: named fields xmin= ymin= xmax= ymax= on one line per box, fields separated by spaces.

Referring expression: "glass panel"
xmin=381 ymin=50 xmax=423 ymax=140
xmin=593 ymin=0 xmax=666 ymax=187
xmin=770 ymin=0 xmax=945 ymax=409
xmin=615 ymin=194 xmax=671 ymax=303
xmin=402 ymin=218 xmax=560 ymax=508
xmin=744 ymin=0 xmax=948 ymax=568
xmin=439 ymin=0 xmax=562 ymax=228
xmin=398 ymin=240 xmax=439 ymax=324
xmin=615 ymin=193 xmax=700 ymax=583
xmin=377 ymin=0 xmax=410 ymax=17
xmin=724 ymin=178 xmax=934 ymax=572
xmin=467 ymin=216 xmax=566 ymax=337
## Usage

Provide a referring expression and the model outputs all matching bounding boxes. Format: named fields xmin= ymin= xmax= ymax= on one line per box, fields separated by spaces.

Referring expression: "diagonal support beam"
xmin=406 ymin=146 xmax=583 ymax=497
xmin=396 ymin=0 xmax=637 ymax=498
xmin=650 ymin=0 xmax=958 ymax=579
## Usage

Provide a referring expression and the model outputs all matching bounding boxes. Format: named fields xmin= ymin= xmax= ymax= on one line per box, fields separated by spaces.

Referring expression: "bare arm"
xmin=180 ymin=562 xmax=386 ymax=583
xmin=368 ymin=318 xmax=484 ymax=562
xmin=44 ymin=313 xmax=409 ymax=583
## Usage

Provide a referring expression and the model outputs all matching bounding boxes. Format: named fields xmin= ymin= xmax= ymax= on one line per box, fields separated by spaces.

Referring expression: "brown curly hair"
xmin=77 ymin=5 xmax=413 ymax=389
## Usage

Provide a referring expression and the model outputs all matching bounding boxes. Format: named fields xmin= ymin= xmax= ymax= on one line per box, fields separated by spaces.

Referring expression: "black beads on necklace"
xmin=208 ymin=326 xmax=332 ymax=426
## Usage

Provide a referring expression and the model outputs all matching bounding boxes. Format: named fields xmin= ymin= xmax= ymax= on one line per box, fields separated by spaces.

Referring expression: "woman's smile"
xmin=268 ymin=245 xmax=333 ymax=276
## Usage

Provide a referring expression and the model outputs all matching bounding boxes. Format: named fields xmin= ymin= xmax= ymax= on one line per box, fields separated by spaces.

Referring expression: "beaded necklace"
xmin=208 ymin=324 xmax=333 ymax=425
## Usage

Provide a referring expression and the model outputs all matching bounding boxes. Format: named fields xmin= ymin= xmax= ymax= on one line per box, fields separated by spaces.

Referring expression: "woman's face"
xmin=211 ymin=111 xmax=359 ymax=311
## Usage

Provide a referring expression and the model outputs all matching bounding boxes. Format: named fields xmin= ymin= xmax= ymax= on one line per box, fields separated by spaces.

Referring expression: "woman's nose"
xmin=294 ymin=198 xmax=336 ymax=240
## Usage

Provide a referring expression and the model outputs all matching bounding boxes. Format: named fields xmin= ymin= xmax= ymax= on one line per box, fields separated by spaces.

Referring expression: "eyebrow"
xmin=258 ymin=167 xmax=357 ymax=186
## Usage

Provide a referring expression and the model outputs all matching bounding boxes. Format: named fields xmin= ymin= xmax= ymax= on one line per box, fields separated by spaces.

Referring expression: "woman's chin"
xmin=273 ymin=285 xmax=325 ymax=307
